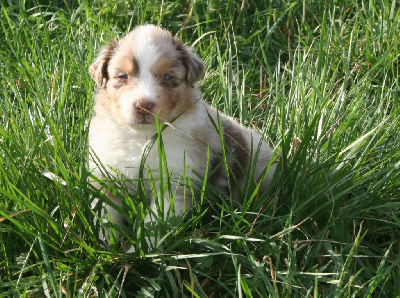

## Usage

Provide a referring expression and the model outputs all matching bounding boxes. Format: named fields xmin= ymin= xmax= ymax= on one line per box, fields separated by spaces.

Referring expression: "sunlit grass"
xmin=0 ymin=0 xmax=399 ymax=296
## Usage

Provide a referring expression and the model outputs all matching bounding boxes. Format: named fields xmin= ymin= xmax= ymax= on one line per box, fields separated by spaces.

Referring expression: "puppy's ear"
xmin=89 ymin=40 xmax=117 ymax=87
xmin=177 ymin=41 xmax=205 ymax=86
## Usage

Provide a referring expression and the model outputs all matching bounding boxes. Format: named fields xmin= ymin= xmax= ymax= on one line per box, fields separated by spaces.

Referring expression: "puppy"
xmin=88 ymin=25 xmax=275 ymax=251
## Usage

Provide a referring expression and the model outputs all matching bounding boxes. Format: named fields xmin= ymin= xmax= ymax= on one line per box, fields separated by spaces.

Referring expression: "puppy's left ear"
xmin=89 ymin=40 xmax=117 ymax=88
xmin=177 ymin=42 xmax=205 ymax=86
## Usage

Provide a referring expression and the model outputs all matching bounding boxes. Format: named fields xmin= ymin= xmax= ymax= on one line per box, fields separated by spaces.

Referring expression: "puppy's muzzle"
xmin=135 ymin=100 xmax=155 ymax=116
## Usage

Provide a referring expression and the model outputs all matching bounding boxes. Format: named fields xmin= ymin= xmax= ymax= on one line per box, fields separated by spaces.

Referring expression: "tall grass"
xmin=0 ymin=0 xmax=399 ymax=296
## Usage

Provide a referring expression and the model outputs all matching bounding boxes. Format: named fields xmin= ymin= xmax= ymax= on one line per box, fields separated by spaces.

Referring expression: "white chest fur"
xmin=88 ymin=116 xmax=201 ymax=189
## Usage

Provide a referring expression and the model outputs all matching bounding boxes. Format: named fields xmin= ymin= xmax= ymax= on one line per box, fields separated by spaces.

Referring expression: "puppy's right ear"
xmin=89 ymin=40 xmax=117 ymax=87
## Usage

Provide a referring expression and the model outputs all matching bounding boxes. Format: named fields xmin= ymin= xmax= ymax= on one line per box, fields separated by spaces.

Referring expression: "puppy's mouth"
xmin=137 ymin=114 xmax=154 ymax=124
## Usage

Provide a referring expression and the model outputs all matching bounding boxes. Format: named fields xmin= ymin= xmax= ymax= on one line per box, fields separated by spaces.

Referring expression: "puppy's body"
xmin=89 ymin=25 xmax=275 ymax=248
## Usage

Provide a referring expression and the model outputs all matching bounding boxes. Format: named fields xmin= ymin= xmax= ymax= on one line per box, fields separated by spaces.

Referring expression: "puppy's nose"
xmin=135 ymin=100 xmax=155 ymax=115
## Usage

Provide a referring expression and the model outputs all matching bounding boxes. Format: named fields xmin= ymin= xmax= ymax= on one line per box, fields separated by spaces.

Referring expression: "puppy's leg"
xmin=125 ymin=198 xmax=162 ymax=253
xmin=92 ymin=192 xmax=125 ymax=247
xmin=126 ymin=182 xmax=187 ymax=253
xmin=125 ymin=197 xmax=164 ymax=253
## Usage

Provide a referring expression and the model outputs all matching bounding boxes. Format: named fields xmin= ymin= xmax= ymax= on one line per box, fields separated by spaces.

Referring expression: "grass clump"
xmin=0 ymin=0 xmax=399 ymax=296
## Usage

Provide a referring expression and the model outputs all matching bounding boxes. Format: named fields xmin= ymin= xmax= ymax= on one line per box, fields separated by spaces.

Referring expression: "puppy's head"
xmin=89 ymin=25 xmax=204 ymax=127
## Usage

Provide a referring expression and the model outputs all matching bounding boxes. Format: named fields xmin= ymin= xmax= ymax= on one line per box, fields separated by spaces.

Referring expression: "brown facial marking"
xmin=147 ymin=26 xmax=204 ymax=85
xmin=152 ymin=56 xmax=184 ymax=85
xmin=147 ymin=50 xmax=195 ymax=120
xmin=110 ymin=56 xmax=139 ymax=78
xmin=107 ymin=55 xmax=140 ymax=90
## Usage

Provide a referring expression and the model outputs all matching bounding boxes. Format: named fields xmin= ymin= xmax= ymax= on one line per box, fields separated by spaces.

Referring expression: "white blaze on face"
xmin=119 ymin=25 xmax=162 ymax=124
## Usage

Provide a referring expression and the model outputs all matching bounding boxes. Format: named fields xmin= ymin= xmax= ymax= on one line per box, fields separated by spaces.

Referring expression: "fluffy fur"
xmin=88 ymin=25 xmax=275 ymax=250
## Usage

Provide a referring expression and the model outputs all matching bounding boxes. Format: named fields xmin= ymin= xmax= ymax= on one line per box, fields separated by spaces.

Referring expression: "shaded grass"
xmin=0 ymin=0 xmax=399 ymax=296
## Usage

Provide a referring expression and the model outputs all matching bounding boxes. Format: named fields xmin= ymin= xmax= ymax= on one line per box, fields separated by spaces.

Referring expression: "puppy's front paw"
xmin=126 ymin=245 xmax=135 ymax=253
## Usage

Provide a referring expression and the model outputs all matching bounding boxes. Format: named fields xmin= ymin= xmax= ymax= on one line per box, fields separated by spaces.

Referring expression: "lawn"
xmin=0 ymin=0 xmax=399 ymax=296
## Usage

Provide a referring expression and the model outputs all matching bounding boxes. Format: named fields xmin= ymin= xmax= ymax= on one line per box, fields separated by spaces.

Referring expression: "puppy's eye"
xmin=117 ymin=73 xmax=128 ymax=80
xmin=164 ymin=74 xmax=173 ymax=81
xmin=162 ymin=73 xmax=180 ymax=88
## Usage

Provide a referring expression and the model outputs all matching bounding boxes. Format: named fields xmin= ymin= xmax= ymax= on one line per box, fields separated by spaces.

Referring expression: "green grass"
xmin=1 ymin=0 xmax=399 ymax=296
